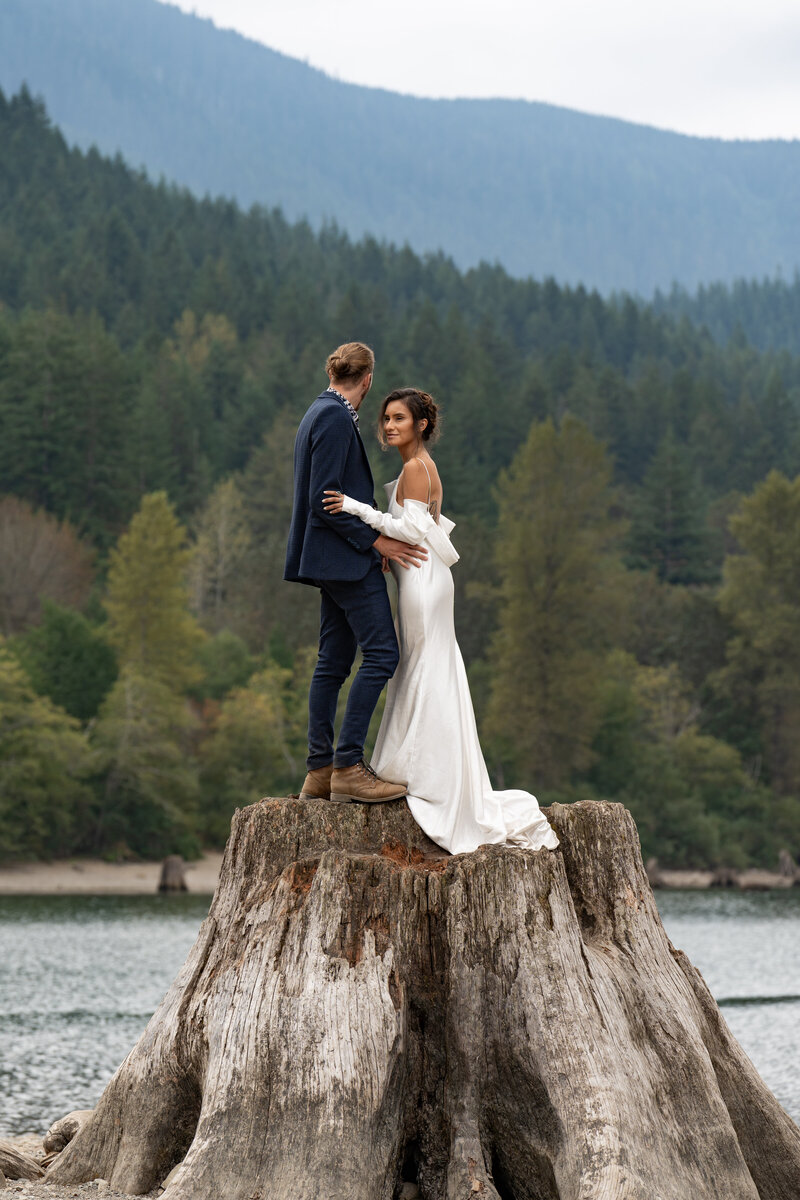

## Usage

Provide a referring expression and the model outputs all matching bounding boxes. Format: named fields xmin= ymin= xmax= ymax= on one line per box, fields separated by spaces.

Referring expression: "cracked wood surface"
xmin=46 ymin=798 xmax=800 ymax=1199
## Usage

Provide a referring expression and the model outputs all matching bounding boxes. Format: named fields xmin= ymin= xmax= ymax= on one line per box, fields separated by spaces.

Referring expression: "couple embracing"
xmin=285 ymin=342 xmax=558 ymax=856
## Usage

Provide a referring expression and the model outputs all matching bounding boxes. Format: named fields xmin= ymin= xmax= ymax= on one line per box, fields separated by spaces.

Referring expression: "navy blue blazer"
xmin=284 ymin=391 xmax=380 ymax=585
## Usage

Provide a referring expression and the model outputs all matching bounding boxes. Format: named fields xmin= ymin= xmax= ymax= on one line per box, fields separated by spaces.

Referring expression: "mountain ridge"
xmin=1 ymin=0 xmax=800 ymax=293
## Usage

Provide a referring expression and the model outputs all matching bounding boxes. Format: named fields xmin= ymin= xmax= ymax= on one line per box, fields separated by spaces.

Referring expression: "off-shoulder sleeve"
xmin=339 ymin=494 xmax=435 ymax=544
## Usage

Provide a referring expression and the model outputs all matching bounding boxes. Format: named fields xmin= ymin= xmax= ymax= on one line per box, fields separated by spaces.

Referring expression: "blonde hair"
xmin=325 ymin=342 xmax=375 ymax=384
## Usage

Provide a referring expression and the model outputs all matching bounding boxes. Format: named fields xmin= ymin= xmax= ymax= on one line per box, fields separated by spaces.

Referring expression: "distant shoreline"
xmin=0 ymin=853 xmax=797 ymax=895
xmin=0 ymin=853 xmax=224 ymax=896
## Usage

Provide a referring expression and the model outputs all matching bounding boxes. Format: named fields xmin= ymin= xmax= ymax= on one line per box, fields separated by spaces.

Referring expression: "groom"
xmin=285 ymin=341 xmax=427 ymax=803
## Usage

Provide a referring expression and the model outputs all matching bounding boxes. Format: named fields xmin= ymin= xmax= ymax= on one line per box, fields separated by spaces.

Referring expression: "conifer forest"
xmin=2 ymin=87 xmax=800 ymax=869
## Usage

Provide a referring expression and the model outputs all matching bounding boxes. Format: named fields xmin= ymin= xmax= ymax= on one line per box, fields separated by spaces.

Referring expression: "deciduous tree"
xmin=105 ymin=492 xmax=204 ymax=689
xmin=0 ymin=497 xmax=94 ymax=635
xmin=90 ymin=667 xmax=199 ymax=858
xmin=190 ymin=478 xmax=251 ymax=632
xmin=716 ymin=470 xmax=800 ymax=795
xmin=0 ymin=641 xmax=92 ymax=860
xmin=12 ymin=601 xmax=117 ymax=722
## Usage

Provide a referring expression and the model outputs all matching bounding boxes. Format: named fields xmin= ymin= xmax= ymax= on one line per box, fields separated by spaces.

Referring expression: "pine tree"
xmin=626 ymin=429 xmax=716 ymax=583
xmin=485 ymin=417 xmax=627 ymax=788
xmin=105 ymin=492 xmax=205 ymax=689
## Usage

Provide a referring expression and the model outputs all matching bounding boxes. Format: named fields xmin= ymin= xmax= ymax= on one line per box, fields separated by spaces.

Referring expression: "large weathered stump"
xmin=48 ymin=798 xmax=800 ymax=1199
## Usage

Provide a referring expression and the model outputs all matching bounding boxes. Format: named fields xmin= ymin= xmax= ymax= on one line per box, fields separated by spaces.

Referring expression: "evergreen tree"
xmin=625 ymin=429 xmax=717 ymax=584
xmin=236 ymin=415 xmax=318 ymax=650
xmin=105 ymin=492 xmax=205 ymax=689
xmin=485 ymin=417 xmax=627 ymax=788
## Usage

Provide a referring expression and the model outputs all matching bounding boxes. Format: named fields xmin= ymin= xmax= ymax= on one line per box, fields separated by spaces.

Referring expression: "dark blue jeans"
xmin=307 ymin=561 xmax=400 ymax=769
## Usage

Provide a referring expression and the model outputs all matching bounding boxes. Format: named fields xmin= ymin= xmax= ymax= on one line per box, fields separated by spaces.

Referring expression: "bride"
xmin=323 ymin=387 xmax=558 ymax=856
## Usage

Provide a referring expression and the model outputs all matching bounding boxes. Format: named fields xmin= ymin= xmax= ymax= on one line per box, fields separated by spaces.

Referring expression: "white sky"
xmin=162 ymin=0 xmax=800 ymax=141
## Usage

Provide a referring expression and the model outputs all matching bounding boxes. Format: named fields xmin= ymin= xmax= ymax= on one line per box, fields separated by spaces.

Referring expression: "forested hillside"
xmin=2 ymin=89 xmax=800 ymax=870
xmin=654 ymin=275 xmax=800 ymax=356
xmin=2 ymin=0 xmax=800 ymax=293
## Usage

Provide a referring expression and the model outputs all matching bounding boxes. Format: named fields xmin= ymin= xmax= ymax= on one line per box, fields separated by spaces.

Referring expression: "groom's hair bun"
xmin=379 ymin=388 xmax=441 ymax=445
xmin=326 ymin=342 xmax=375 ymax=383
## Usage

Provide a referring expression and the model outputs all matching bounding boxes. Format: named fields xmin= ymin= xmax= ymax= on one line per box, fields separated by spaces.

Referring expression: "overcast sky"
xmin=162 ymin=0 xmax=800 ymax=141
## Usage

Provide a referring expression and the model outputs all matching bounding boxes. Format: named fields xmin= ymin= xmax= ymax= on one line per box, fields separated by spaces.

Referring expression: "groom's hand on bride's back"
xmin=373 ymin=534 xmax=427 ymax=569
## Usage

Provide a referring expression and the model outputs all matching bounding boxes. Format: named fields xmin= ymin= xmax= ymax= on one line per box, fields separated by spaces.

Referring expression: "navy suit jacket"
xmin=284 ymin=392 xmax=380 ymax=585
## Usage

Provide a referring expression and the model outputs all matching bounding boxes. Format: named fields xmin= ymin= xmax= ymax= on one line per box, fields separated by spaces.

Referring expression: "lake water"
xmin=0 ymin=889 xmax=798 ymax=1135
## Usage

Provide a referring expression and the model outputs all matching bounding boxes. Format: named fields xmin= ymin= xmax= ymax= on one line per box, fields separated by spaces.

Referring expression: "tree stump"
xmin=47 ymin=798 xmax=800 ymax=1199
xmin=158 ymin=855 xmax=188 ymax=892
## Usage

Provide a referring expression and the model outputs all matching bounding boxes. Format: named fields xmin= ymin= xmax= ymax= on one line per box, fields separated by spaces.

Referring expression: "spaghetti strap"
xmin=414 ymin=457 xmax=432 ymax=508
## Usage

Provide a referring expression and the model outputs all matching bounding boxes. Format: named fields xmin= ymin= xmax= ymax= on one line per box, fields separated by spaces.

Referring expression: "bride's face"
xmin=383 ymin=401 xmax=426 ymax=450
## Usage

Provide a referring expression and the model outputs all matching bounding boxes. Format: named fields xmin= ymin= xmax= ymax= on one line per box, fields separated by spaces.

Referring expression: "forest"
xmin=2 ymin=86 xmax=800 ymax=869
xmin=3 ymin=0 xmax=800 ymax=292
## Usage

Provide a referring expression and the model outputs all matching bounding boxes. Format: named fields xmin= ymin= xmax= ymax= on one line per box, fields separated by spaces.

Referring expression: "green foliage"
xmin=716 ymin=471 xmax=800 ymax=795
xmin=3 ymin=13 xmax=800 ymax=293
xmin=485 ymin=418 xmax=628 ymax=788
xmin=656 ymin=276 xmax=800 ymax=356
xmin=89 ymin=667 xmax=200 ymax=859
xmin=1 ymin=89 xmax=800 ymax=868
xmin=105 ymin=492 xmax=205 ymax=689
xmin=625 ymin=430 xmax=718 ymax=584
xmin=193 ymin=630 xmax=255 ymax=702
xmin=0 ymin=639 xmax=93 ymax=860
xmin=11 ymin=601 xmax=117 ymax=721
xmin=0 ymin=308 xmax=134 ymax=546
xmin=587 ymin=651 xmax=799 ymax=869
xmin=200 ymin=656 xmax=313 ymax=843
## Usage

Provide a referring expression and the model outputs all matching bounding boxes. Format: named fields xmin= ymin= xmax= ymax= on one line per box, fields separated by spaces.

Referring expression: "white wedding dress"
xmin=340 ymin=479 xmax=559 ymax=856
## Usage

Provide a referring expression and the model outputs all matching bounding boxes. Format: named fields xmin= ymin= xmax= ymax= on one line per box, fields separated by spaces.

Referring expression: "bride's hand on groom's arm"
xmin=372 ymin=533 xmax=427 ymax=570
xmin=322 ymin=490 xmax=427 ymax=568
xmin=322 ymin=489 xmax=345 ymax=513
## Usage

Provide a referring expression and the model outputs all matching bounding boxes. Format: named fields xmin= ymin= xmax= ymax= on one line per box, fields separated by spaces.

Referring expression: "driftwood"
xmin=0 ymin=1140 xmax=44 ymax=1180
xmin=158 ymin=855 xmax=188 ymax=892
xmin=47 ymin=797 xmax=800 ymax=1199
xmin=43 ymin=1109 xmax=95 ymax=1155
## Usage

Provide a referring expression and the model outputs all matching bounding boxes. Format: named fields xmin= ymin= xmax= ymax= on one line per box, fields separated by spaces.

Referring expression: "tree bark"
xmin=158 ymin=855 xmax=188 ymax=892
xmin=47 ymin=798 xmax=800 ymax=1199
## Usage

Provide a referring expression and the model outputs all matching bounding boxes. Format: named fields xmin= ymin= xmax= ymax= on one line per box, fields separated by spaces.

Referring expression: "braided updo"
xmin=379 ymin=388 xmax=441 ymax=447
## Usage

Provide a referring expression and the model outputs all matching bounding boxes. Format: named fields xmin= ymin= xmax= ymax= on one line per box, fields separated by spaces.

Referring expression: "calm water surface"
xmin=0 ymin=889 xmax=798 ymax=1134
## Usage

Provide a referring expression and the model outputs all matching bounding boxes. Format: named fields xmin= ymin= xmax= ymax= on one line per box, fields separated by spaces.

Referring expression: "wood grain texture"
xmin=0 ymin=1140 xmax=44 ymax=1181
xmin=46 ymin=798 xmax=800 ymax=1199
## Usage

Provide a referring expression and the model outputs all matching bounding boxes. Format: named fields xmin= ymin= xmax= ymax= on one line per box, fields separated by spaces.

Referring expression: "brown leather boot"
xmin=330 ymin=760 xmax=407 ymax=804
xmin=298 ymin=764 xmax=333 ymax=801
